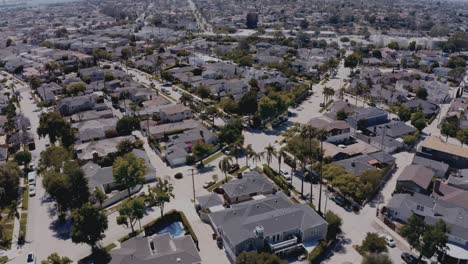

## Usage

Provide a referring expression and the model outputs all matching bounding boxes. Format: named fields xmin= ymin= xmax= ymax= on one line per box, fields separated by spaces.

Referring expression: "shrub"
xmin=308 ymin=240 xmax=327 ymax=263
xmin=174 ymin=172 xmax=183 ymax=179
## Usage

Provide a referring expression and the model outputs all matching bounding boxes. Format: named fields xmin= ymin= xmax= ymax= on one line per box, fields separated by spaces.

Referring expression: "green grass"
xmin=19 ymin=212 xmax=28 ymax=238
xmin=104 ymin=243 xmax=117 ymax=252
xmin=319 ymin=99 xmax=334 ymax=113
xmin=22 ymin=188 xmax=29 ymax=210
xmin=238 ymin=166 xmax=249 ymax=173
xmin=118 ymin=230 xmax=142 ymax=243
xmin=0 ymin=218 xmax=14 ymax=250
xmin=291 ymin=197 xmax=300 ymax=204
xmin=207 ymin=176 xmax=232 ymax=192
xmin=0 ymin=256 xmax=8 ymax=263
xmin=202 ymin=151 xmax=223 ymax=165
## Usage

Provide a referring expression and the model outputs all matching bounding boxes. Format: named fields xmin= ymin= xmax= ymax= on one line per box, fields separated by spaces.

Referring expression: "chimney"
xmin=200 ymin=130 xmax=204 ymax=138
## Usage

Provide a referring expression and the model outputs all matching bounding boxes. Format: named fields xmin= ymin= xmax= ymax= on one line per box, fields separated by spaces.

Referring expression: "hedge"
xmin=144 ymin=210 xmax=199 ymax=249
xmin=262 ymin=164 xmax=291 ymax=196
xmin=308 ymin=240 xmax=328 ymax=263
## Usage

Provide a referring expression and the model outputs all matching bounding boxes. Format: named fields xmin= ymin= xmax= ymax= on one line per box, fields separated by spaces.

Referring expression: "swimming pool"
xmin=156 ymin=221 xmax=184 ymax=237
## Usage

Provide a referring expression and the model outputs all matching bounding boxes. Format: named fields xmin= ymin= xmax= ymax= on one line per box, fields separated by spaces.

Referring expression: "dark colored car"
xmin=333 ymin=195 xmax=347 ymax=207
xmin=401 ymin=252 xmax=427 ymax=264
xmin=228 ymin=164 xmax=240 ymax=174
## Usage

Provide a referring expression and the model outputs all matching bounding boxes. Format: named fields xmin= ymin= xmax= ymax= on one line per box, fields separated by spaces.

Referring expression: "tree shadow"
xmin=49 ymin=216 xmax=72 ymax=240
xmin=196 ymin=164 xmax=215 ymax=173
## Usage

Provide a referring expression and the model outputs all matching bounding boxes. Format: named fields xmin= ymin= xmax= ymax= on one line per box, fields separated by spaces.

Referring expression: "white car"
xmin=26 ymin=252 xmax=35 ymax=264
xmin=384 ymin=235 xmax=396 ymax=247
xmin=29 ymin=185 xmax=36 ymax=197
xmin=280 ymin=170 xmax=291 ymax=180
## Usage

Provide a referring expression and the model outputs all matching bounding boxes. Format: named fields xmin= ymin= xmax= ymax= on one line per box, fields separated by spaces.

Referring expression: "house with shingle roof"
xmin=221 ymin=171 xmax=275 ymax=204
xmin=396 ymin=164 xmax=434 ymax=194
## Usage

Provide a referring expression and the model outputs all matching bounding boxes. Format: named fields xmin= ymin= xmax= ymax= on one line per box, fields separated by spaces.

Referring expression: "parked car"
xmin=203 ymin=180 xmax=215 ymax=189
xmin=401 ymin=252 xmax=426 ymax=264
xmin=27 ymin=252 xmax=35 ymax=264
xmin=29 ymin=185 xmax=36 ymax=197
xmin=228 ymin=164 xmax=240 ymax=174
xmin=384 ymin=235 xmax=396 ymax=247
xmin=161 ymin=88 xmax=171 ymax=94
xmin=280 ymin=170 xmax=291 ymax=180
xmin=332 ymin=195 xmax=347 ymax=207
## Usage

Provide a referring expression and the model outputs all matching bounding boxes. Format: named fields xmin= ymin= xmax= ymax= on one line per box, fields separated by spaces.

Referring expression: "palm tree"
xmin=218 ymin=156 xmax=232 ymax=182
xmin=300 ymin=124 xmax=318 ymax=202
xmin=244 ymin=144 xmax=254 ymax=167
xmin=253 ymin=151 xmax=264 ymax=167
xmin=264 ymin=144 xmax=276 ymax=168
xmin=277 ymin=147 xmax=286 ymax=173
xmin=315 ymin=129 xmax=329 ymax=213
xmin=290 ymin=157 xmax=297 ymax=186
xmin=229 ymin=141 xmax=243 ymax=164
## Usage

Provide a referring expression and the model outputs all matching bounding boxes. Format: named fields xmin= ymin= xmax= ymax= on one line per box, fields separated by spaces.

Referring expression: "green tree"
xmin=116 ymin=116 xmax=140 ymax=136
xmin=41 ymin=253 xmax=72 ymax=264
xmin=0 ymin=162 xmax=21 ymax=207
xmin=325 ymin=211 xmax=342 ymax=241
xmin=258 ymin=96 xmax=277 ymax=120
xmin=408 ymin=41 xmax=416 ymax=51
xmin=362 ymin=254 xmax=393 ymax=264
xmin=264 ymin=143 xmax=277 ymax=168
xmin=6 ymin=38 xmax=12 ymax=47
xmin=235 ymin=251 xmax=287 ymax=264
xmin=146 ymin=177 xmax=174 ymax=217
xmin=416 ymin=87 xmax=428 ymax=100
xmin=387 ymin=42 xmax=400 ymax=50
xmin=104 ymin=72 xmax=114 ymax=82
xmin=245 ymin=12 xmax=258 ymax=29
xmin=238 ymin=90 xmax=258 ymax=115
xmin=192 ymin=141 xmax=214 ymax=166
xmin=39 ymin=145 xmax=71 ymax=171
xmin=336 ymin=110 xmax=349 ymax=120
xmin=43 ymin=170 xmax=70 ymax=213
xmin=112 ymin=153 xmax=148 ymax=197
xmin=197 ymin=85 xmax=211 ymax=100
xmin=65 ymin=82 xmax=86 ymax=96
xmin=401 ymin=215 xmax=449 ymax=262
xmin=218 ymin=118 xmax=244 ymax=145
xmin=218 ymin=156 xmax=232 ymax=182
xmin=14 ymin=150 xmax=31 ymax=166
xmin=456 ymin=129 xmax=468 ymax=146
xmin=360 ymin=232 xmax=388 ymax=254
xmin=398 ymin=105 xmax=411 ymax=122
xmin=117 ymin=198 xmax=145 ymax=233
xmin=64 ymin=161 xmax=90 ymax=210
xmin=413 ymin=118 xmax=427 ymax=131
xmin=70 ymin=203 xmax=108 ymax=250
xmin=403 ymin=134 xmax=417 ymax=146
xmin=37 ymin=112 xmax=73 ymax=145
xmin=238 ymin=55 xmax=253 ymax=67
xmin=116 ymin=139 xmax=135 ymax=154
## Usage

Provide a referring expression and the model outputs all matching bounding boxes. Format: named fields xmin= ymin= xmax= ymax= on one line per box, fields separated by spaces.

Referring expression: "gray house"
xmin=221 ymin=171 xmax=275 ymax=204
xmin=208 ymin=192 xmax=328 ymax=262
xmin=110 ymin=233 xmax=201 ymax=264
xmin=396 ymin=165 xmax=434 ymax=194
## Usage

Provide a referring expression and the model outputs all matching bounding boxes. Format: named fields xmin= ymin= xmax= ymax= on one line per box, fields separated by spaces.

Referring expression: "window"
xmin=416 ymin=205 xmax=424 ymax=212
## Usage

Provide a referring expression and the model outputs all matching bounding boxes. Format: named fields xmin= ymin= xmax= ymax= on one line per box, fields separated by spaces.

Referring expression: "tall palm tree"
xmin=277 ymin=147 xmax=286 ymax=173
xmin=229 ymin=141 xmax=243 ymax=164
xmin=290 ymin=157 xmax=297 ymax=186
xmin=244 ymin=144 xmax=254 ymax=167
xmin=264 ymin=143 xmax=276 ymax=168
xmin=253 ymin=151 xmax=264 ymax=167
xmin=300 ymin=124 xmax=318 ymax=202
xmin=315 ymin=129 xmax=329 ymax=214
xmin=299 ymin=154 xmax=306 ymax=197
xmin=218 ymin=156 xmax=232 ymax=182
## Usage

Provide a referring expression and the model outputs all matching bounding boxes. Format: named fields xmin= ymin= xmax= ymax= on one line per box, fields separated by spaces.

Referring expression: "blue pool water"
xmin=157 ymin=221 xmax=184 ymax=237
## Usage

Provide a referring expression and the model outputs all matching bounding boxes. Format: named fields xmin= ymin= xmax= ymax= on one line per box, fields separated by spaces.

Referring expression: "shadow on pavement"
xmin=49 ymin=217 xmax=72 ymax=240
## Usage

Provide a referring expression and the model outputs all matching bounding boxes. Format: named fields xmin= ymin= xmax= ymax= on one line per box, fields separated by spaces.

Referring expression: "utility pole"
xmin=189 ymin=168 xmax=196 ymax=202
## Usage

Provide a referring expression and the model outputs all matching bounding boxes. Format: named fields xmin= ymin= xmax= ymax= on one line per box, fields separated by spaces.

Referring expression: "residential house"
xmin=57 ymin=94 xmax=97 ymax=116
xmin=75 ymin=135 xmax=135 ymax=161
xmin=78 ymin=66 xmax=105 ymax=82
xmin=159 ymin=104 xmax=193 ymax=123
xmin=412 ymin=156 xmax=449 ymax=179
xmin=141 ymin=119 xmax=199 ymax=139
xmin=346 ymin=107 xmax=388 ymax=128
xmin=208 ymin=192 xmax=328 ymax=262
xmin=72 ymin=117 xmax=118 ymax=143
xmin=396 ymin=165 xmax=434 ymax=194
xmin=417 ymin=136 xmax=468 ymax=169
xmin=307 ymin=117 xmax=351 ymax=144
xmin=404 ymin=99 xmax=439 ymax=117
xmin=221 ymin=171 xmax=275 ymax=204
xmin=386 ymin=193 xmax=468 ymax=263
xmin=110 ymin=233 xmax=201 ymax=264
xmin=37 ymin=82 xmax=64 ymax=103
